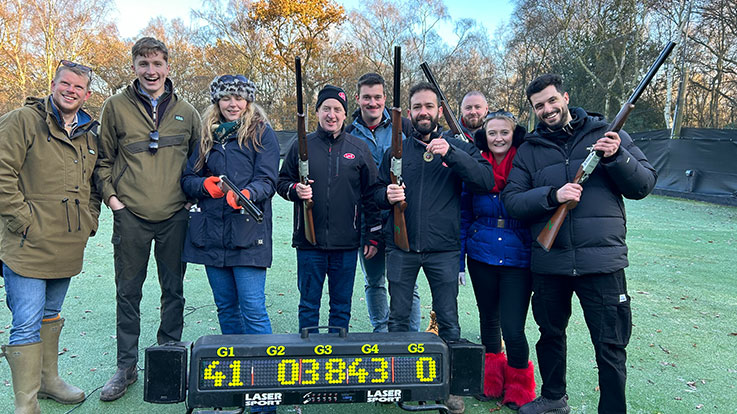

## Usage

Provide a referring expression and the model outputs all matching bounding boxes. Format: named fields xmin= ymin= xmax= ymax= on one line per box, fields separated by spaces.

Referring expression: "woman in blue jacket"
xmin=181 ymin=75 xmax=279 ymax=340
xmin=460 ymin=110 xmax=535 ymax=410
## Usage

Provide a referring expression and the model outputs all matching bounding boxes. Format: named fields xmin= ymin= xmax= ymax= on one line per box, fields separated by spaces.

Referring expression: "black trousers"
xmin=467 ymin=257 xmax=532 ymax=368
xmin=111 ymin=207 xmax=188 ymax=368
xmin=386 ymin=249 xmax=460 ymax=341
xmin=532 ymin=269 xmax=631 ymax=414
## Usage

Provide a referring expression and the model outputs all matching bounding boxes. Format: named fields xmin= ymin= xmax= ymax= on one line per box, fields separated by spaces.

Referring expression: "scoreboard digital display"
xmin=199 ymin=354 xmax=441 ymax=390
xmin=187 ymin=331 xmax=450 ymax=409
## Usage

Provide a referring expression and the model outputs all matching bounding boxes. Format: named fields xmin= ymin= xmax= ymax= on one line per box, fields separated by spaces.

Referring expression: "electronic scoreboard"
xmin=144 ymin=329 xmax=483 ymax=413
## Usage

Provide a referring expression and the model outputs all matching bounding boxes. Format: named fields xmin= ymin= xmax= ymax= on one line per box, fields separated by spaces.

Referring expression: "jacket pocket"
xmin=226 ymin=211 xmax=265 ymax=249
xmin=188 ymin=210 xmax=207 ymax=248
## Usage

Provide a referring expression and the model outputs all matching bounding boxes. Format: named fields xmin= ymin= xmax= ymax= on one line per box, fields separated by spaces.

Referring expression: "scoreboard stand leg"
xmin=397 ymin=401 xmax=450 ymax=414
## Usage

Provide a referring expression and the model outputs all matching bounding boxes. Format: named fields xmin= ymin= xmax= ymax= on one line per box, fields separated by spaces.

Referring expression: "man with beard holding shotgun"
xmin=375 ymin=82 xmax=494 ymax=414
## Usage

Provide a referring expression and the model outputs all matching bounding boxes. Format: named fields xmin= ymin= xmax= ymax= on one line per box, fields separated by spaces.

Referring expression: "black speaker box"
xmin=448 ymin=339 xmax=485 ymax=395
xmin=143 ymin=341 xmax=191 ymax=403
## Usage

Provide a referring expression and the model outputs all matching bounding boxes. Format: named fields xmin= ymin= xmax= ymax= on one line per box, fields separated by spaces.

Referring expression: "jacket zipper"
xmin=325 ymin=141 xmax=332 ymax=247
xmin=62 ymin=198 xmax=71 ymax=232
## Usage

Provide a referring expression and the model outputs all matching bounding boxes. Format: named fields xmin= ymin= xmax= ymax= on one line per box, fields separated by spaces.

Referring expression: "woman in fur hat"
xmin=180 ymin=77 xmax=279 ymax=405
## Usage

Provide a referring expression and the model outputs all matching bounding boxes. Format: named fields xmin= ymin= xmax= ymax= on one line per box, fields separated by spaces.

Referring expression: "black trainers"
xmin=518 ymin=395 xmax=570 ymax=414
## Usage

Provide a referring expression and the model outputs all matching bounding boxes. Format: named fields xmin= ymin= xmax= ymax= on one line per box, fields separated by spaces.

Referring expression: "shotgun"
xmin=390 ymin=46 xmax=410 ymax=251
xmin=295 ymin=57 xmax=316 ymax=245
xmin=219 ymin=175 xmax=264 ymax=223
xmin=536 ymin=41 xmax=676 ymax=251
xmin=420 ymin=62 xmax=469 ymax=143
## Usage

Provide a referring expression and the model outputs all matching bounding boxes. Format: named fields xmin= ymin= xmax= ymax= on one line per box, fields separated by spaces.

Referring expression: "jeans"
xmin=532 ymin=270 xmax=631 ymax=414
xmin=360 ymin=244 xmax=422 ymax=332
xmin=3 ymin=264 xmax=71 ymax=345
xmin=205 ymin=266 xmax=272 ymax=335
xmin=386 ymin=249 xmax=461 ymax=341
xmin=296 ymin=249 xmax=358 ymax=333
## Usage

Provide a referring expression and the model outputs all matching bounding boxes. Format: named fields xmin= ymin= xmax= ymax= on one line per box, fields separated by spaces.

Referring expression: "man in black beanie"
xmin=277 ymin=84 xmax=382 ymax=333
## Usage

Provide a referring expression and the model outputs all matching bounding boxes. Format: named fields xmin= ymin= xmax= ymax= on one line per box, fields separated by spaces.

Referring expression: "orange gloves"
xmin=226 ymin=189 xmax=251 ymax=209
xmin=204 ymin=176 xmax=225 ymax=198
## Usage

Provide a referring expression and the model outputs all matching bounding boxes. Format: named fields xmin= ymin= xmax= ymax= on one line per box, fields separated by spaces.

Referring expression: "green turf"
xmin=1 ymin=194 xmax=736 ymax=413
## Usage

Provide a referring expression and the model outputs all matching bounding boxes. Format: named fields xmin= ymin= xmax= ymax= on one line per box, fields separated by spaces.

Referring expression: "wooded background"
xmin=1 ymin=0 xmax=735 ymax=133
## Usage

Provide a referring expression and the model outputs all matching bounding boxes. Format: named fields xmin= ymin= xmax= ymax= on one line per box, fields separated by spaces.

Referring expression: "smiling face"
xmin=356 ymin=84 xmax=386 ymax=127
xmin=50 ymin=68 xmax=91 ymax=117
xmin=132 ymin=51 xmax=170 ymax=98
xmin=461 ymin=94 xmax=488 ymax=130
xmin=317 ymin=98 xmax=346 ymax=136
xmin=218 ymin=95 xmax=248 ymax=122
xmin=409 ymin=89 xmax=443 ymax=137
xmin=485 ymin=118 xmax=515 ymax=162
xmin=529 ymin=84 xmax=571 ymax=129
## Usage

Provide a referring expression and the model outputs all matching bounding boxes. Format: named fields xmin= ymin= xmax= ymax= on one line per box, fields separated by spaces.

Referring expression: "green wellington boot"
xmin=2 ymin=342 xmax=42 ymax=414
xmin=38 ymin=319 xmax=85 ymax=404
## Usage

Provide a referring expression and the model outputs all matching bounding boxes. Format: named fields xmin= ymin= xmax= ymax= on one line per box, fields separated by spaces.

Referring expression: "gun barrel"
xmin=393 ymin=46 xmax=401 ymax=110
xmin=628 ymin=41 xmax=676 ymax=104
xmin=296 ymin=57 xmax=304 ymax=114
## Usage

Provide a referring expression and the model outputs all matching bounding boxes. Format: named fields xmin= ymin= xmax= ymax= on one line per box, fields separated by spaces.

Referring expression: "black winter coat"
xmin=375 ymin=131 xmax=495 ymax=252
xmin=181 ymin=124 xmax=280 ymax=268
xmin=501 ymin=107 xmax=657 ymax=276
xmin=277 ymin=126 xmax=381 ymax=250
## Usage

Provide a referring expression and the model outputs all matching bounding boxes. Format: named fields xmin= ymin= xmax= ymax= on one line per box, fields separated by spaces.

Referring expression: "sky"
xmin=112 ymin=0 xmax=514 ymax=41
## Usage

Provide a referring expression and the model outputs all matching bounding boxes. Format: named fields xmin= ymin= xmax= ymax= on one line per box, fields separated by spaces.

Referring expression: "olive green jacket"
xmin=0 ymin=96 xmax=101 ymax=278
xmin=94 ymin=80 xmax=200 ymax=222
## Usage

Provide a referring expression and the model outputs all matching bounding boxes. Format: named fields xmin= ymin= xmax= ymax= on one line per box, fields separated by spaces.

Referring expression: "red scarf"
xmin=482 ymin=146 xmax=517 ymax=193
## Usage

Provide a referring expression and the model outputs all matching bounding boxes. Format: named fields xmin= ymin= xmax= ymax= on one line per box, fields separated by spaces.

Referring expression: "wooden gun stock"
xmin=390 ymin=46 xmax=409 ymax=251
xmin=536 ymin=42 xmax=675 ymax=251
xmin=295 ymin=56 xmax=316 ymax=245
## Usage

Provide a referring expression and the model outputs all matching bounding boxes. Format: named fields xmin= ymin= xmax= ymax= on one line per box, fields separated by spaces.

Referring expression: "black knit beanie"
xmin=315 ymin=84 xmax=348 ymax=113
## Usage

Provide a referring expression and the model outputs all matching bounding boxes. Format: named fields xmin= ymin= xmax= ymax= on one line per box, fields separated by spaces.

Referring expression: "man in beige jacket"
xmin=0 ymin=60 xmax=100 ymax=413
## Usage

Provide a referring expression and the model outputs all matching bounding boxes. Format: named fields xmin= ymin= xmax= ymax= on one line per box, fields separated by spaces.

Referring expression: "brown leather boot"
xmin=2 ymin=342 xmax=42 ymax=414
xmin=38 ymin=318 xmax=85 ymax=404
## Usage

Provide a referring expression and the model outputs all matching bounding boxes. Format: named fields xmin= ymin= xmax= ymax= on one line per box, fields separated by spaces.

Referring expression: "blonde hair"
xmin=194 ymin=101 xmax=269 ymax=172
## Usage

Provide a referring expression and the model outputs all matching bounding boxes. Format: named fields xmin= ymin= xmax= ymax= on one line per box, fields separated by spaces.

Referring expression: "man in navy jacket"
xmin=503 ymin=74 xmax=657 ymax=414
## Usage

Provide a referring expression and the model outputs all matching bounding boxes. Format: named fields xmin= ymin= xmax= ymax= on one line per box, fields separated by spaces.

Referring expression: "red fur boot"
xmin=502 ymin=361 xmax=536 ymax=410
xmin=476 ymin=352 xmax=506 ymax=401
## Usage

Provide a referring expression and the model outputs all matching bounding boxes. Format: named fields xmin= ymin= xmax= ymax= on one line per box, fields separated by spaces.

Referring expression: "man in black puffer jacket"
xmin=503 ymin=74 xmax=656 ymax=414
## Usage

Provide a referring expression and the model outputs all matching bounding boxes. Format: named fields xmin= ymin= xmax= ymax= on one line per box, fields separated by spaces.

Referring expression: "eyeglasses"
xmin=218 ymin=75 xmax=249 ymax=83
xmin=149 ymin=130 xmax=159 ymax=154
xmin=486 ymin=109 xmax=517 ymax=122
xmin=58 ymin=60 xmax=93 ymax=74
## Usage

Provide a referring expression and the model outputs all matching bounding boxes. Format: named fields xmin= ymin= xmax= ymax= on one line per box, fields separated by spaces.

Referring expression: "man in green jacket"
xmin=93 ymin=37 xmax=201 ymax=401
xmin=0 ymin=60 xmax=100 ymax=413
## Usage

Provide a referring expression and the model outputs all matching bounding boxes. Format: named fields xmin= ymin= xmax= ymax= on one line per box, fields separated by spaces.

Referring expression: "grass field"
xmin=1 ymin=194 xmax=736 ymax=414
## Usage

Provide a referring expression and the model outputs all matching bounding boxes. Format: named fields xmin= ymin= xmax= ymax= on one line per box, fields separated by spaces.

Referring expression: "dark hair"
xmin=356 ymin=73 xmax=385 ymax=95
xmin=408 ymin=82 xmax=440 ymax=104
xmin=132 ymin=37 xmax=169 ymax=63
xmin=525 ymin=73 xmax=565 ymax=101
